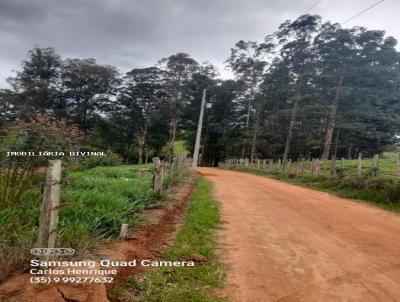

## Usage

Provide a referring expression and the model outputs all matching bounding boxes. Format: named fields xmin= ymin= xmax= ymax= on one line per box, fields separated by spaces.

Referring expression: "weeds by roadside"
xmin=0 ymin=164 xmax=160 ymax=283
xmin=110 ymin=177 xmax=228 ymax=302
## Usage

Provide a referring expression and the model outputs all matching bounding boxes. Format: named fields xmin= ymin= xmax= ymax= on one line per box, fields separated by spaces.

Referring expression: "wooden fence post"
xmin=300 ymin=158 xmax=305 ymax=174
xmin=177 ymin=154 xmax=183 ymax=172
xmin=330 ymin=156 xmax=336 ymax=177
xmin=310 ymin=159 xmax=314 ymax=175
xmin=340 ymin=157 xmax=345 ymax=176
xmin=119 ymin=224 xmax=129 ymax=239
xmin=357 ymin=152 xmax=362 ymax=176
xmin=316 ymin=159 xmax=321 ymax=175
xmin=153 ymin=157 xmax=163 ymax=193
xmin=169 ymin=157 xmax=176 ymax=186
xmin=37 ymin=160 xmax=62 ymax=250
xmin=373 ymin=154 xmax=379 ymax=176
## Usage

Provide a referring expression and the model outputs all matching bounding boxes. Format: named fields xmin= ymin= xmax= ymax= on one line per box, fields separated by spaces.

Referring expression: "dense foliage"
xmin=1 ymin=14 xmax=399 ymax=166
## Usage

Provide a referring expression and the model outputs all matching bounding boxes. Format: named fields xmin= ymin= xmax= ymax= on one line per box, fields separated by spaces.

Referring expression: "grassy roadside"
xmin=226 ymin=167 xmax=400 ymax=212
xmin=110 ymin=177 xmax=228 ymax=302
xmin=0 ymin=164 xmax=164 ymax=282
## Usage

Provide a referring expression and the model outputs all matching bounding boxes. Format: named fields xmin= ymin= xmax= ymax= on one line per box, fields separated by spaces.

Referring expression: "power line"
xmin=302 ymin=0 xmax=325 ymax=15
xmin=342 ymin=0 xmax=385 ymax=25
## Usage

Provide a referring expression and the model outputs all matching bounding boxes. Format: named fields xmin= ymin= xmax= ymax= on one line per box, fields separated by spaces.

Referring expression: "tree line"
xmin=1 ymin=14 xmax=399 ymax=166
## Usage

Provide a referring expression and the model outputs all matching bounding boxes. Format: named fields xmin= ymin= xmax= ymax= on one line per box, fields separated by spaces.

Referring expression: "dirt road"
xmin=197 ymin=168 xmax=400 ymax=302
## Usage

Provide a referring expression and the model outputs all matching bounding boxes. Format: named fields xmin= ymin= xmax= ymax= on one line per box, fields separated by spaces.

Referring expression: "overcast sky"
xmin=0 ymin=0 xmax=399 ymax=88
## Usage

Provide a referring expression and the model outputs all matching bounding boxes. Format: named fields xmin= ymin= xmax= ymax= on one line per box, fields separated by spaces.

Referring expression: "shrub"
xmin=79 ymin=151 xmax=121 ymax=170
xmin=0 ymin=116 xmax=83 ymax=208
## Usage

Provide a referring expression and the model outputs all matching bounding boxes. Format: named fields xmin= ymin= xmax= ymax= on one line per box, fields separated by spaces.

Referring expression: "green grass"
xmin=58 ymin=165 xmax=159 ymax=249
xmin=110 ymin=177 xmax=228 ymax=302
xmin=173 ymin=140 xmax=188 ymax=155
xmin=225 ymin=156 xmax=400 ymax=212
xmin=287 ymin=152 xmax=399 ymax=179
xmin=0 ymin=164 xmax=163 ymax=282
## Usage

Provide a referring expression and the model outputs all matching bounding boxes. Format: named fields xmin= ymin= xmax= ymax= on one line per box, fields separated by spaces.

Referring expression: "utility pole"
xmin=192 ymin=89 xmax=207 ymax=168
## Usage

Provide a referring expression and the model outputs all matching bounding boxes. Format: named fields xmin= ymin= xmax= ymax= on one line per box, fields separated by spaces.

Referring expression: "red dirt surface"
xmin=197 ymin=168 xmax=400 ymax=302
xmin=0 ymin=175 xmax=195 ymax=302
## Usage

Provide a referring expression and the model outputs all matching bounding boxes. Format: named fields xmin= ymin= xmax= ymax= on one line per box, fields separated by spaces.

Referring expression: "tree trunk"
xmin=167 ymin=118 xmax=177 ymax=163
xmin=347 ymin=144 xmax=353 ymax=160
xmin=250 ymin=115 xmax=260 ymax=163
xmin=125 ymin=144 xmax=130 ymax=164
xmin=245 ymin=96 xmax=251 ymax=128
xmin=241 ymin=97 xmax=252 ymax=158
xmin=79 ymin=98 xmax=89 ymax=133
xmin=282 ymin=93 xmax=300 ymax=169
xmin=321 ymin=65 xmax=345 ymax=160
xmin=137 ymin=121 xmax=148 ymax=164
xmin=329 ymin=129 xmax=340 ymax=177
xmin=137 ymin=146 xmax=143 ymax=165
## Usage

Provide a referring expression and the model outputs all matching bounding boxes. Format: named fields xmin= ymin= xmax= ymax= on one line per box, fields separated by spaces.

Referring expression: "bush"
xmin=79 ymin=151 xmax=121 ymax=170
xmin=0 ymin=117 xmax=83 ymax=207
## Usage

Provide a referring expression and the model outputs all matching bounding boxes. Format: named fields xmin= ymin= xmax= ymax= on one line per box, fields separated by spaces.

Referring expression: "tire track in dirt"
xmin=197 ymin=168 xmax=400 ymax=302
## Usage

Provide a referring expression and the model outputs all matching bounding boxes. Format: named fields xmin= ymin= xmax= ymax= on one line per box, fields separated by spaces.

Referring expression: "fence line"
xmin=35 ymin=156 xmax=190 ymax=252
xmin=221 ymin=154 xmax=399 ymax=179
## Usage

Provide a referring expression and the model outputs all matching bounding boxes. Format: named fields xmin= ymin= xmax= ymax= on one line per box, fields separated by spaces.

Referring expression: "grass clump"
xmin=110 ymin=177 xmax=228 ymax=302
xmin=0 ymin=164 xmax=159 ymax=282
xmin=58 ymin=165 xmax=158 ymax=250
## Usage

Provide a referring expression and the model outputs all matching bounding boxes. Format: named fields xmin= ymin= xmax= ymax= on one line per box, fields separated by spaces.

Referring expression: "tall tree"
xmin=315 ymin=24 xmax=355 ymax=160
xmin=274 ymin=15 xmax=321 ymax=167
xmin=158 ymin=53 xmax=199 ymax=161
xmin=121 ymin=67 xmax=166 ymax=163
xmin=7 ymin=47 xmax=61 ymax=115
xmin=336 ymin=28 xmax=400 ymax=157
xmin=62 ymin=58 xmax=120 ymax=132
xmin=226 ymin=40 xmax=271 ymax=160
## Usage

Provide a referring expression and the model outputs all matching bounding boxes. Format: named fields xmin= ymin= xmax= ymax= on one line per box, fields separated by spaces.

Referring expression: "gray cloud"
xmin=0 ymin=0 xmax=399 ymax=87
